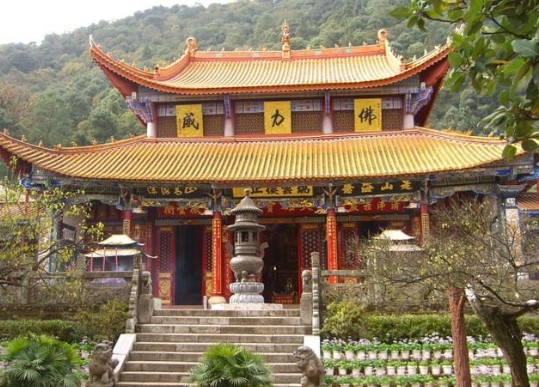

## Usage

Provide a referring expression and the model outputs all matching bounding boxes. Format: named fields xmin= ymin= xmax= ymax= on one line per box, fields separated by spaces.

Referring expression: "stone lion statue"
xmin=293 ymin=345 xmax=325 ymax=387
xmin=88 ymin=342 xmax=119 ymax=386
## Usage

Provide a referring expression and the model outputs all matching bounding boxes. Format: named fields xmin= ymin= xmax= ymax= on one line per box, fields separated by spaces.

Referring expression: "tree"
xmin=390 ymin=0 xmax=539 ymax=158
xmin=189 ymin=343 xmax=273 ymax=387
xmin=0 ymin=334 xmax=82 ymax=387
xmin=0 ymin=157 xmax=102 ymax=300
xmin=363 ymin=196 xmax=539 ymax=386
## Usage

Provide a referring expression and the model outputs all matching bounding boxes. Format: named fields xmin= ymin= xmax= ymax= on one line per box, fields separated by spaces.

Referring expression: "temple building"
xmin=0 ymin=26 xmax=536 ymax=306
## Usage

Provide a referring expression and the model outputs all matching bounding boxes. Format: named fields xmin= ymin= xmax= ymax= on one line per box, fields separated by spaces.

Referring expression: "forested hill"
xmin=0 ymin=0 xmax=496 ymax=148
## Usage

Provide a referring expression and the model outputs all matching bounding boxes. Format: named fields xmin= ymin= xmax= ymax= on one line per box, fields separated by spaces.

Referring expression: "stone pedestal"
xmin=211 ymin=303 xmax=283 ymax=311
xmin=229 ymin=281 xmax=264 ymax=303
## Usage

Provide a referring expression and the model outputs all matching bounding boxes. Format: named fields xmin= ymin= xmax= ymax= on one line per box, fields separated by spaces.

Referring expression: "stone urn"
xmin=227 ymin=191 xmax=266 ymax=303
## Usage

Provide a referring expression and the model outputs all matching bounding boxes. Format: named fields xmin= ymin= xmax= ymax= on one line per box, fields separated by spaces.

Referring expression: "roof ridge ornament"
xmin=185 ymin=36 xmax=198 ymax=57
xmin=281 ymin=21 xmax=290 ymax=59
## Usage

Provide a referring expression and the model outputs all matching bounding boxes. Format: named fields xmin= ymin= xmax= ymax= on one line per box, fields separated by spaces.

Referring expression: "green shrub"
xmin=189 ymin=343 xmax=273 ymax=387
xmin=0 ymin=319 xmax=83 ymax=342
xmin=0 ymin=334 xmax=82 ymax=387
xmin=321 ymin=301 xmax=539 ymax=342
xmin=74 ymin=298 xmax=129 ymax=342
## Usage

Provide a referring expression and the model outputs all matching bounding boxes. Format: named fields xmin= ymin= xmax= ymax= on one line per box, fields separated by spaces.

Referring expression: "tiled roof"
xmin=89 ymin=37 xmax=449 ymax=95
xmin=0 ymin=128 xmax=519 ymax=185
xmin=518 ymin=192 xmax=539 ymax=211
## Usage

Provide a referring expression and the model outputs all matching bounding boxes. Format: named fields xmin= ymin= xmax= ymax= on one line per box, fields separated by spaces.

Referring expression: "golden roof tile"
xmin=0 ymin=128 xmax=522 ymax=185
xmin=89 ymin=36 xmax=449 ymax=95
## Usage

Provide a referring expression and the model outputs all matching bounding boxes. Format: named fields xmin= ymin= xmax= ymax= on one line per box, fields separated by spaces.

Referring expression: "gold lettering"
xmin=361 ymin=183 xmax=374 ymax=193
xmin=342 ymin=184 xmax=355 ymax=194
xmin=400 ymin=180 xmax=413 ymax=190
xmin=381 ymin=182 xmax=394 ymax=191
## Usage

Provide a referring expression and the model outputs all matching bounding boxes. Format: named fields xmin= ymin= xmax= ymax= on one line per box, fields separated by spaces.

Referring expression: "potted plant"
xmin=188 ymin=343 xmax=273 ymax=387
xmin=430 ymin=360 xmax=442 ymax=376
xmin=406 ymin=361 xmax=418 ymax=375
xmin=386 ymin=360 xmax=403 ymax=376
xmin=437 ymin=375 xmax=456 ymax=387
xmin=321 ymin=339 xmax=333 ymax=360
xmin=323 ymin=359 xmax=335 ymax=377
xmin=525 ymin=340 xmax=539 ymax=357
xmin=441 ymin=360 xmax=453 ymax=375
xmin=363 ymin=375 xmax=381 ymax=387
xmin=344 ymin=341 xmax=357 ymax=361
xmin=418 ymin=360 xmax=430 ymax=375
xmin=336 ymin=359 xmax=349 ymax=376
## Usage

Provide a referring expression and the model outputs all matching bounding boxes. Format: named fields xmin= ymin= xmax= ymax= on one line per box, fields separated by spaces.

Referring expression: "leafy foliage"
xmin=0 ymin=335 xmax=82 ymax=387
xmin=391 ymin=0 xmax=539 ymax=156
xmin=321 ymin=301 xmax=539 ymax=342
xmin=189 ymin=343 xmax=273 ymax=387
xmin=0 ymin=320 xmax=82 ymax=342
xmin=74 ymin=299 xmax=129 ymax=342
xmin=0 ymin=157 xmax=103 ymax=300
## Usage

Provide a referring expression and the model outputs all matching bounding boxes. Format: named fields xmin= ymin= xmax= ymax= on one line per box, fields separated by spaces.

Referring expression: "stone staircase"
xmin=115 ymin=307 xmax=309 ymax=386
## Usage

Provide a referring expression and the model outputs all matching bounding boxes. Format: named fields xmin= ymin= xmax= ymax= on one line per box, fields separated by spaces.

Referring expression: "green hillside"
xmin=0 ymin=0 xmax=497 ymax=148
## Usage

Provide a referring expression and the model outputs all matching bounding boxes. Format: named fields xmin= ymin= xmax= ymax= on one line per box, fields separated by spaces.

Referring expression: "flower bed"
xmin=322 ymin=334 xmax=539 ymax=386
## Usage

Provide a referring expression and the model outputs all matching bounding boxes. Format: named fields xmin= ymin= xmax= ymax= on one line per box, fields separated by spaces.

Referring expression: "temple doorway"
xmin=174 ymin=225 xmax=203 ymax=305
xmin=262 ymin=223 xmax=299 ymax=304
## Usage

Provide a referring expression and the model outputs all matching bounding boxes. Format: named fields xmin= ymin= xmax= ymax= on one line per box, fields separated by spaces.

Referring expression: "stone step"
xmin=150 ymin=315 xmax=302 ymax=325
xmin=116 ymin=384 xmax=301 ymax=387
xmin=137 ymin=323 xmax=310 ymax=335
xmin=123 ymin=360 xmax=299 ymax=373
xmin=129 ymin=350 xmax=298 ymax=363
xmin=135 ymin=332 xmax=305 ymax=344
xmin=152 ymin=308 xmax=300 ymax=317
xmin=119 ymin=370 xmax=302 ymax=384
xmin=133 ymin=341 xmax=302 ymax=353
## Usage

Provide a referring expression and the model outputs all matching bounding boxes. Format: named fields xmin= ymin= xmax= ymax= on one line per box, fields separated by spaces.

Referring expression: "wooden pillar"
xmin=326 ymin=208 xmax=338 ymax=283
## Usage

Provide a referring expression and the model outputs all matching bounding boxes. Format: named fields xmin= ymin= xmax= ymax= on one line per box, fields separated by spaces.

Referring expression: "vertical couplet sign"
xmin=212 ymin=212 xmax=223 ymax=296
xmin=326 ymin=208 xmax=338 ymax=284
xmin=354 ymin=98 xmax=382 ymax=132
xmin=264 ymin=101 xmax=291 ymax=134
xmin=176 ymin=104 xmax=204 ymax=137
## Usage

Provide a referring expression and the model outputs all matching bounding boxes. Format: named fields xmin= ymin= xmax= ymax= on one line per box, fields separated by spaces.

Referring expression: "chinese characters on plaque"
xmin=338 ymin=180 xmax=420 ymax=196
xmin=264 ymin=101 xmax=291 ymax=134
xmin=145 ymin=186 xmax=200 ymax=198
xmin=176 ymin=104 xmax=204 ymax=137
xmin=354 ymin=98 xmax=382 ymax=132
xmin=232 ymin=186 xmax=313 ymax=198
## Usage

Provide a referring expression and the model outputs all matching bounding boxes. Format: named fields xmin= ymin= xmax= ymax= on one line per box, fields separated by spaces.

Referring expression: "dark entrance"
xmin=262 ymin=223 xmax=299 ymax=304
xmin=174 ymin=225 xmax=203 ymax=305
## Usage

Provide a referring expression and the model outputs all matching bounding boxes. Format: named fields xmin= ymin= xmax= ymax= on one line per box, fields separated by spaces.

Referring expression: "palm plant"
xmin=189 ymin=343 xmax=272 ymax=387
xmin=0 ymin=335 xmax=82 ymax=387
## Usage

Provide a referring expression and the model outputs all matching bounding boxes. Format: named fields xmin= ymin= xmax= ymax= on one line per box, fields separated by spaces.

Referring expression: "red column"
xmin=419 ymin=202 xmax=430 ymax=246
xmin=211 ymin=211 xmax=224 ymax=296
xmin=326 ymin=208 xmax=338 ymax=283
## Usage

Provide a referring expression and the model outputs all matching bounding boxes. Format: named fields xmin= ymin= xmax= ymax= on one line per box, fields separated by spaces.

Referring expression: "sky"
xmin=0 ymin=0 xmax=233 ymax=45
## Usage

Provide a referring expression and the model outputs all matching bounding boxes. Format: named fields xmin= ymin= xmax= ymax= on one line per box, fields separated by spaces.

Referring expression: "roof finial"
xmin=377 ymin=29 xmax=388 ymax=45
xmin=281 ymin=20 xmax=291 ymax=59
xmin=185 ymin=37 xmax=198 ymax=57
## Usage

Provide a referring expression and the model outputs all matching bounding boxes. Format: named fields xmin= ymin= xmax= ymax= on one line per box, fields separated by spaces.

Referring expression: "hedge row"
xmin=321 ymin=300 xmax=539 ymax=342
xmin=0 ymin=319 xmax=84 ymax=342
xmin=0 ymin=299 xmax=129 ymax=343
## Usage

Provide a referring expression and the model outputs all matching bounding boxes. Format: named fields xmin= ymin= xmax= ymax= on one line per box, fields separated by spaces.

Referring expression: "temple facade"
xmin=0 ymin=26 xmax=536 ymax=306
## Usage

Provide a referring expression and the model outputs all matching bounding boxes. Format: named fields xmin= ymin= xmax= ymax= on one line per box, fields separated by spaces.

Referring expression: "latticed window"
xmin=292 ymin=111 xmax=323 ymax=133
xmin=158 ymin=231 xmax=173 ymax=272
xmin=236 ymin=113 xmax=265 ymax=135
